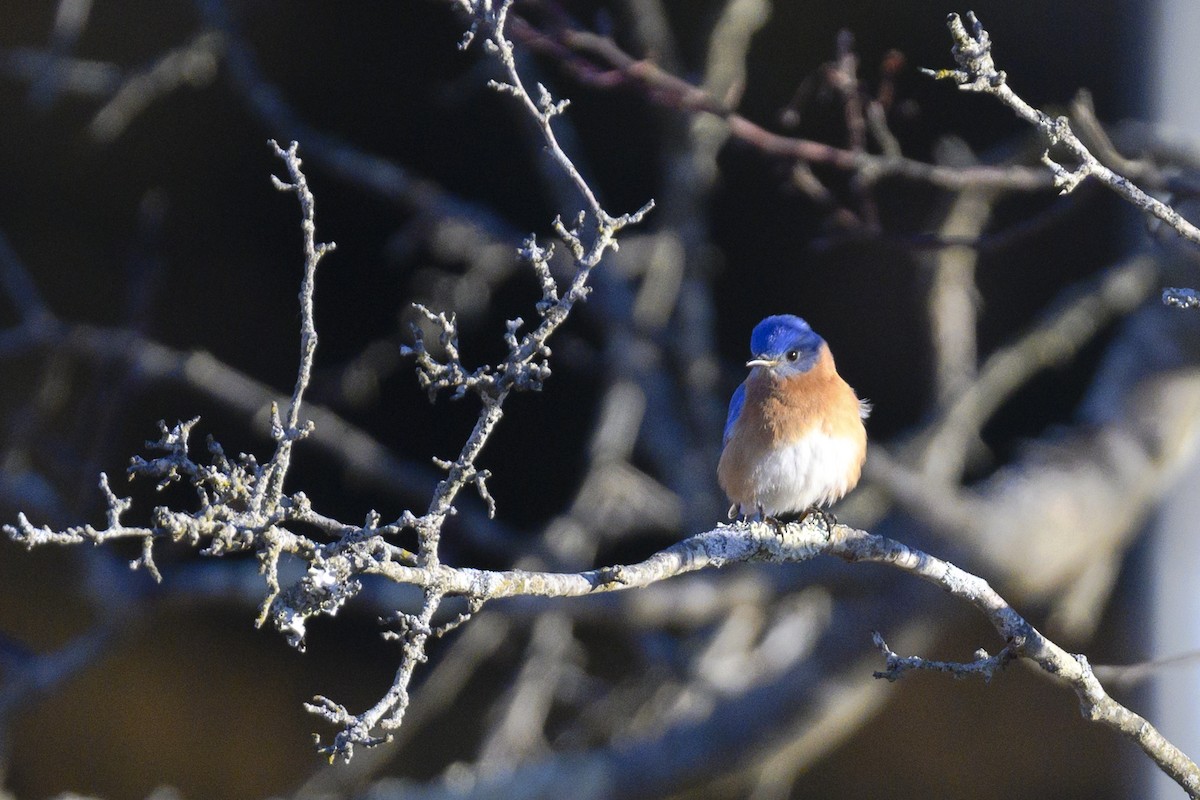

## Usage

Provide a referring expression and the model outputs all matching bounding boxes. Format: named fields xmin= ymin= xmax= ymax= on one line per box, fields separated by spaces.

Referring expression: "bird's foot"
xmin=750 ymin=505 xmax=790 ymax=537
xmin=801 ymin=507 xmax=837 ymax=537
xmin=759 ymin=514 xmax=787 ymax=537
xmin=727 ymin=505 xmax=798 ymax=538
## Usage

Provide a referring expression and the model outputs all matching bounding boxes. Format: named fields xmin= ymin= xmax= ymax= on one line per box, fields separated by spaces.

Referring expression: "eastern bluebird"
xmin=718 ymin=314 xmax=869 ymax=521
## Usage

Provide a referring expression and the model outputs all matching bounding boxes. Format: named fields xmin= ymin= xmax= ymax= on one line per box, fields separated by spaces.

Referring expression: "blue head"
xmin=746 ymin=314 xmax=825 ymax=377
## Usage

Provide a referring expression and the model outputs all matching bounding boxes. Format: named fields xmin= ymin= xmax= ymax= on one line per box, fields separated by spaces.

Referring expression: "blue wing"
xmin=722 ymin=382 xmax=747 ymax=446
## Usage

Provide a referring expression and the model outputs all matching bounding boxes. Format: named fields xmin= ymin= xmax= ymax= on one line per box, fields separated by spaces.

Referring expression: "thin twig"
xmin=263 ymin=140 xmax=335 ymax=507
xmin=507 ymin=12 xmax=1055 ymax=193
xmin=926 ymin=11 xmax=1200 ymax=246
xmin=872 ymin=631 xmax=1015 ymax=682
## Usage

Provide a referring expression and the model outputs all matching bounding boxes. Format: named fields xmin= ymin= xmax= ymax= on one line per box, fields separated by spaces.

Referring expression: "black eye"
xmin=786 ymin=350 xmax=800 ymax=362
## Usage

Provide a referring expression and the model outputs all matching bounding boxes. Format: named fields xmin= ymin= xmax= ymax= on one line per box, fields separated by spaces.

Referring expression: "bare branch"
xmin=872 ymin=631 xmax=1016 ymax=682
xmin=88 ymin=31 xmax=223 ymax=142
xmin=264 ymin=140 xmax=335 ymax=506
xmin=916 ymin=254 xmax=1158 ymax=484
xmin=927 ymin=11 xmax=1200 ymax=247
xmin=508 ymin=11 xmax=1055 ymax=194
xmin=6 ymin=5 xmax=1195 ymax=792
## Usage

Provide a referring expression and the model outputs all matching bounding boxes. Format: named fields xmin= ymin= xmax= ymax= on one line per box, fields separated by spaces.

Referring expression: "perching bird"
xmin=718 ymin=314 xmax=869 ymax=521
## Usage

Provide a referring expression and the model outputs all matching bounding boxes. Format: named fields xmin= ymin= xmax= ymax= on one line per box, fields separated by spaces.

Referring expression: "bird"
xmin=718 ymin=314 xmax=869 ymax=523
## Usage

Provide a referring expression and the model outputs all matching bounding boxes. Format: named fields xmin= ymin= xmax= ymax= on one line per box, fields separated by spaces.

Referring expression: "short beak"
xmin=746 ymin=356 xmax=776 ymax=368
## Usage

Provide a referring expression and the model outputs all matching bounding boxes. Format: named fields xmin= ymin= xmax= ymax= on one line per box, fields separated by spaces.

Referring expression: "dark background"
xmin=0 ymin=1 xmax=1174 ymax=798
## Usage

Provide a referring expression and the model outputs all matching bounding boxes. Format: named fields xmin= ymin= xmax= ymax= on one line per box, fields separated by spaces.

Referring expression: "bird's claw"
xmin=801 ymin=506 xmax=837 ymax=537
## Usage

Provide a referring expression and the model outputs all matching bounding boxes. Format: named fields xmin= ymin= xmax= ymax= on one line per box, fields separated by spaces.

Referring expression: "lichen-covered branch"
xmin=13 ymin=468 xmax=1199 ymax=791
xmin=11 ymin=0 xmax=655 ymax=763
xmin=6 ymin=6 xmax=1199 ymax=795
xmin=823 ymin=525 xmax=1200 ymax=798
xmin=927 ymin=11 xmax=1200 ymax=249
xmin=872 ymin=631 xmax=1016 ymax=682
xmin=263 ymin=139 xmax=333 ymax=507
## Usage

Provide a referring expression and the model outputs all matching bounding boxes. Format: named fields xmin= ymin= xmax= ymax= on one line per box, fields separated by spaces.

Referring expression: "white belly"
xmin=743 ymin=432 xmax=862 ymax=517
